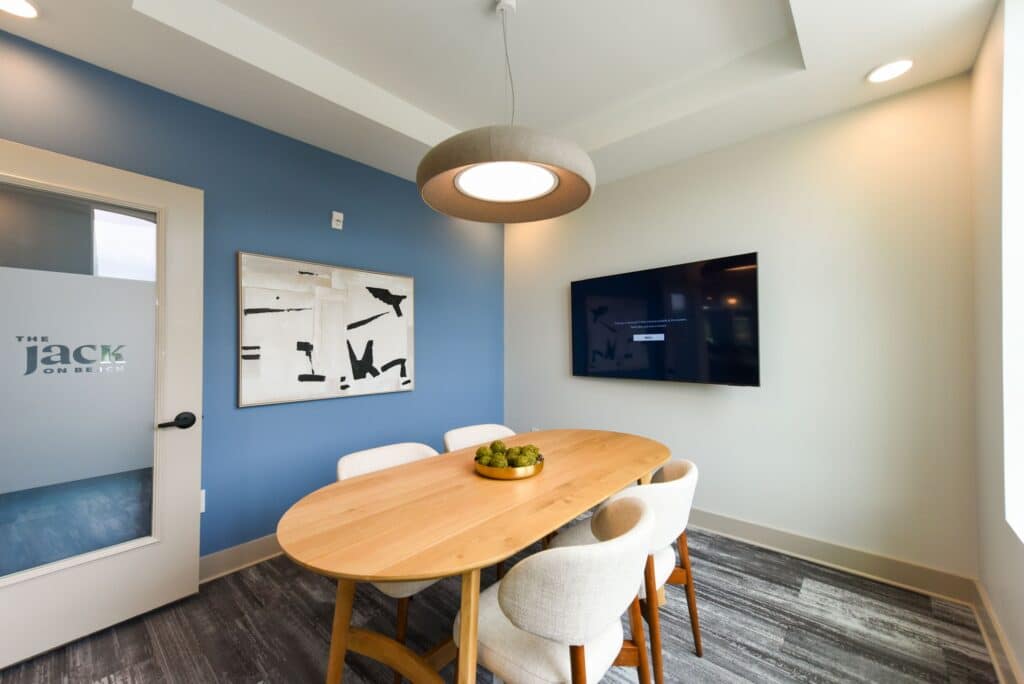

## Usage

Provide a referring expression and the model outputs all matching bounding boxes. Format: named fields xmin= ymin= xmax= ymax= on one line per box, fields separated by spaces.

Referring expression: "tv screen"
xmin=571 ymin=253 xmax=759 ymax=386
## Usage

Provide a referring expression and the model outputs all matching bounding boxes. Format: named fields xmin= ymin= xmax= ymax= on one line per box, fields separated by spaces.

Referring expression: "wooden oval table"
xmin=277 ymin=429 xmax=671 ymax=684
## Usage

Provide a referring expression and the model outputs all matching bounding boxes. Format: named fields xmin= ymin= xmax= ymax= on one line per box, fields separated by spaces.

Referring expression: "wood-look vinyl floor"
xmin=0 ymin=529 xmax=997 ymax=683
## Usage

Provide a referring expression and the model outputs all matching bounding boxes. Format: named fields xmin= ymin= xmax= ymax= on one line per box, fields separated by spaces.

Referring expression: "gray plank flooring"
xmin=0 ymin=529 xmax=997 ymax=683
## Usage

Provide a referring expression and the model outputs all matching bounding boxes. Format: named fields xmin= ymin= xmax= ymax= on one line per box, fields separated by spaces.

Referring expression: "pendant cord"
xmin=500 ymin=8 xmax=516 ymax=127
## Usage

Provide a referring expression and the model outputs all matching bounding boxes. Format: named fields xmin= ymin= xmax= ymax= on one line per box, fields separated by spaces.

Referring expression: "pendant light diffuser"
xmin=455 ymin=161 xmax=558 ymax=202
xmin=417 ymin=125 xmax=595 ymax=223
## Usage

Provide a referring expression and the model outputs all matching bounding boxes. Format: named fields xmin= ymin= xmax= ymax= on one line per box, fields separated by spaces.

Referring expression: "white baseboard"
xmin=199 ymin=533 xmax=281 ymax=583
xmin=975 ymin=580 xmax=1024 ymax=684
xmin=688 ymin=509 xmax=977 ymax=602
xmin=199 ymin=514 xmax=1020 ymax=683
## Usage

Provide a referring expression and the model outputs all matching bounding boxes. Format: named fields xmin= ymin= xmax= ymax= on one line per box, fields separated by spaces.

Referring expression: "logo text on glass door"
xmin=16 ymin=336 xmax=126 ymax=376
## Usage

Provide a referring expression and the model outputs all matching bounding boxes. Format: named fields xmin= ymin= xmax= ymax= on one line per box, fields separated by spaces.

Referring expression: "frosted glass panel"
xmin=0 ymin=182 xmax=157 ymax=578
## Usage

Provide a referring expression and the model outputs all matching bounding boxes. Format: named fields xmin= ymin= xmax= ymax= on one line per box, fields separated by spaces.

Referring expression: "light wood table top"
xmin=277 ymin=429 xmax=671 ymax=582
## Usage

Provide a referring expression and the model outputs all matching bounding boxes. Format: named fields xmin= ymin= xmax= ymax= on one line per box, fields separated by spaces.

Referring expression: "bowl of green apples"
xmin=473 ymin=440 xmax=544 ymax=480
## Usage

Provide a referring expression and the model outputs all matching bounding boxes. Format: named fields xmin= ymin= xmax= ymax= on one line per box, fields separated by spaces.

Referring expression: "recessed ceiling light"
xmin=867 ymin=59 xmax=913 ymax=84
xmin=0 ymin=0 xmax=38 ymax=18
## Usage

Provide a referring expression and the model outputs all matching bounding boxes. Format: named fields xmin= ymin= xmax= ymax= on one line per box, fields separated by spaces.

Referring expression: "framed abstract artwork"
xmin=237 ymin=252 xmax=414 ymax=407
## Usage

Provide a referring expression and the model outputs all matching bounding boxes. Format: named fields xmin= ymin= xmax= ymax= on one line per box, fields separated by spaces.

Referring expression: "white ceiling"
xmin=213 ymin=0 xmax=797 ymax=133
xmin=0 ymin=0 xmax=997 ymax=186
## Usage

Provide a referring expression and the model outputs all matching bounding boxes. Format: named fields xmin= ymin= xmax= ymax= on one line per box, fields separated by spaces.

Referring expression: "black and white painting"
xmin=237 ymin=252 xmax=413 ymax=406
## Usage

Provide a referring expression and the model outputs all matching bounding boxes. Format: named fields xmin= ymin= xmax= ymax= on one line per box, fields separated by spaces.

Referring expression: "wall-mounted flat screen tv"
xmin=571 ymin=253 xmax=759 ymax=386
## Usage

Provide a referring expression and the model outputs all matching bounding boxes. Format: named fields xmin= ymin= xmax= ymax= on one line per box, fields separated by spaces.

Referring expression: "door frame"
xmin=0 ymin=137 xmax=204 ymax=667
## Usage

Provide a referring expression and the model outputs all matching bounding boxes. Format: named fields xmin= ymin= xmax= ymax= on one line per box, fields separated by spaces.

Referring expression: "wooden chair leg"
xmin=393 ymin=597 xmax=410 ymax=684
xmin=678 ymin=532 xmax=703 ymax=657
xmin=643 ymin=556 xmax=664 ymax=684
xmin=615 ymin=597 xmax=651 ymax=682
xmin=569 ymin=645 xmax=587 ymax=684
xmin=628 ymin=597 xmax=652 ymax=684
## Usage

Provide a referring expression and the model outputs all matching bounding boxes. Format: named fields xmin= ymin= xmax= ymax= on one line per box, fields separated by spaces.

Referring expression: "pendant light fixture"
xmin=417 ymin=0 xmax=595 ymax=223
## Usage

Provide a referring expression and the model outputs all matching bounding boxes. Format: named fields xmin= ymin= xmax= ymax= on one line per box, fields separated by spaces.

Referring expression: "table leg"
xmin=457 ymin=569 xmax=481 ymax=684
xmin=639 ymin=470 xmax=654 ymax=485
xmin=326 ymin=579 xmax=357 ymax=684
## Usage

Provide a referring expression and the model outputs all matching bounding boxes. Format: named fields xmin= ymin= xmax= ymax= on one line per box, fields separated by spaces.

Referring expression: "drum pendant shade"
xmin=417 ymin=125 xmax=596 ymax=224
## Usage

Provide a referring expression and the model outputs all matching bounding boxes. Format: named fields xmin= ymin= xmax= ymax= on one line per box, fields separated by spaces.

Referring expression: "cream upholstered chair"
xmin=337 ymin=442 xmax=441 ymax=684
xmin=337 ymin=442 xmax=439 ymax=480
xmin=443 ymin=423 xmax=515 ymax=452
xmin=453 ymin=497 xmax=656 ymax=684
xmin=551 ymin=460 xmax=701 ymax=684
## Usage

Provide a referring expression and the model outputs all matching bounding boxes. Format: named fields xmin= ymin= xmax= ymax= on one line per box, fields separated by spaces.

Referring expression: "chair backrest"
xmin=443 ymin=423 xmax=515 ymax=452
xmin=611 ymin=459 xmax=698 ymax=551
xmin=497 ymin=497 xmax=654 ymax=645
xmin=337 ymin=442 xmax=439 ymax=481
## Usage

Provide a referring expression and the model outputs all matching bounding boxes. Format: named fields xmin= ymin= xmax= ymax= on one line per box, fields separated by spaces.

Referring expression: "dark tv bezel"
xmin=570 ymin=252 xmax=760 ymax=387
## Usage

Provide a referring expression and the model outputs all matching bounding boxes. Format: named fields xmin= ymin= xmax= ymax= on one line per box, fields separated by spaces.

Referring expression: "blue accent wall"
xmin=0 ymin=31 xmax=504 ymax=555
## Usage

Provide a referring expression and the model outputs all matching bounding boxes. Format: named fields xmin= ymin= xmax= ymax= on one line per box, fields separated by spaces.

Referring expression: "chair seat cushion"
xmin=372 ymin=578 xmax=439 ymax=599
xmin=550 ymin=520 xmax=676 ymax=598
xmin=453 ymin=582 xmax=624 ymax=684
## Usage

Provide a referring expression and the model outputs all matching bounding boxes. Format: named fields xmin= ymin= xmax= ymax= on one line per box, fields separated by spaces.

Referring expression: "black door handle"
xmin=158 ymin=412 xmax=197 ymax=430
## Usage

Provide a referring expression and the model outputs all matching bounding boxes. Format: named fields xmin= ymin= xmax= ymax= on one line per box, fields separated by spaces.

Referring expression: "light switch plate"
xmin=331 ymin=211 xmax=344 ymax=230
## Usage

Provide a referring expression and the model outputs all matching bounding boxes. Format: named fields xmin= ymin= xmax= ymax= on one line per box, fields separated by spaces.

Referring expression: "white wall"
xmin=505 ymin=76 xmax=978 ymax=578
xmin=972 ymin=0 xmax=1024 ymax=672
xmin=1000 ymin=0 xmax=1024 ymax=546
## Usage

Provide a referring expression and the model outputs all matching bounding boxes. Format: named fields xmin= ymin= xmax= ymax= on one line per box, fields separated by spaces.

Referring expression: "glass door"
xmin=0 ymin=138 xmax=203 ymax=669
xmin=0 ymin=182 xmax=159 ymax=578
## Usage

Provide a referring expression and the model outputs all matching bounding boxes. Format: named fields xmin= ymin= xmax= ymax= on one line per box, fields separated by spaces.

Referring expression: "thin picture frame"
xmin=236 ymin=251 xmax=415 ymax=408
